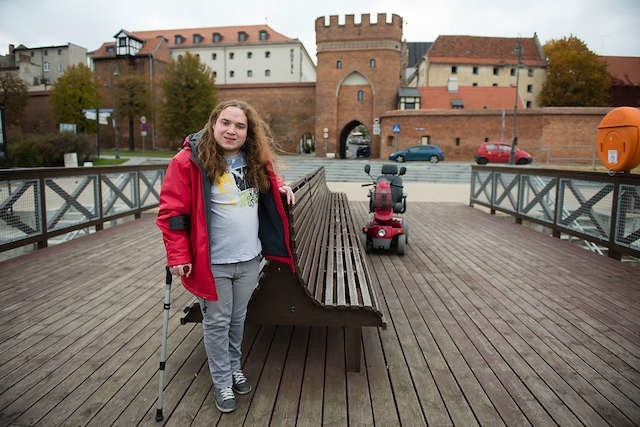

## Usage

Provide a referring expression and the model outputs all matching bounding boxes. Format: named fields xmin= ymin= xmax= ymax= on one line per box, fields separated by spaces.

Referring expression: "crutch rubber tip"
xmin=155 ymin=409 xmax=163 ymax=422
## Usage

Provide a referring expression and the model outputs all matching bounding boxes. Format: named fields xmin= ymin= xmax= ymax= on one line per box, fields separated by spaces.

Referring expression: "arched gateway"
xmin=314 ymin=13 xmax=403 ymax=159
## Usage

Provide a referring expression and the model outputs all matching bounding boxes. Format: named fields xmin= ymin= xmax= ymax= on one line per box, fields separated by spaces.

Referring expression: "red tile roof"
xmin=597 ymin=56 xmax=640 ymax=86
xmin=91 ymin=36 xmax=172 ymax=63
xmin=132 ymin=25 xmax=295 ymax=49
xmin=419 ymin=86 xmax=524 ymax=110
xmin=428 ymin=35 xmax=546 ymax=67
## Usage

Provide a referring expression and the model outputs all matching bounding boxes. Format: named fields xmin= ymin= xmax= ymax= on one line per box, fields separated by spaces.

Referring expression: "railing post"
xmin=97 ymin=171 xmax=104 ymax=231
xmin=490 ymin=171 xmax=496 ymax=214
xmin=607 ymin=181 xmax=622 ymax=260
xmin=552 ymin=176 xmax=561 ymax=238
xmin=37 ymin=175 xmax=47 ymax=249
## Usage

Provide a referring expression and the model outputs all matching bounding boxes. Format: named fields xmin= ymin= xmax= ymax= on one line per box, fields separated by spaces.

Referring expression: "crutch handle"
xmin=165 ymin=266 xmax=172 ymax=285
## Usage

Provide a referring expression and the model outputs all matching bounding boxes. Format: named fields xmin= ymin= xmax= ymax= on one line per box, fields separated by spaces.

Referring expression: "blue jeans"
xmin=198 ymin=256 xmax=260 ymax=389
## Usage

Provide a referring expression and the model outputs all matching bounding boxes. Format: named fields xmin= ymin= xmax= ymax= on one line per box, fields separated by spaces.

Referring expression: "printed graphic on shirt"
xmin=214 ymin=165 xmax=258 ymax=208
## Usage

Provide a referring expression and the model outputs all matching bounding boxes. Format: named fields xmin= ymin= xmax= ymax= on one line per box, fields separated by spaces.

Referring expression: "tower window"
xmin=357 ymin=90 xmax=364 ymax=102
xmin=370 ymin=58 xmax=376 ymax=68
xmin=336 ymin=60 xmax=342 ymax=69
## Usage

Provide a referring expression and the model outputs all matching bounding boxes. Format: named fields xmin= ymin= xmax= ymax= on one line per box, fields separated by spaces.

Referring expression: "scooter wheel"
xmin=360 ymin=231 xmax=371 ymax=253
xmin=396 ymin=234 xmax=406 ymax=255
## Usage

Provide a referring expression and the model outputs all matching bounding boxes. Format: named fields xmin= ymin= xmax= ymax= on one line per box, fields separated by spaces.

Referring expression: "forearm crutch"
xmin=155 ymin=266 xmax=172 ymax=422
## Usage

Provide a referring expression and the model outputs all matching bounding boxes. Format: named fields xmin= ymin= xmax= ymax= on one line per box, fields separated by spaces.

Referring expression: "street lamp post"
xmin=509 ymin=41 xmax=523 ymax=165
xmin=111 ymin=69 xmax=120 ymax=159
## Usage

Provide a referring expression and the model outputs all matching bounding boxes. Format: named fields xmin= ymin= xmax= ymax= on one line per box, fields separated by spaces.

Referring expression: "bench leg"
xmin=345 ymin=327 xmax=362 ymax=372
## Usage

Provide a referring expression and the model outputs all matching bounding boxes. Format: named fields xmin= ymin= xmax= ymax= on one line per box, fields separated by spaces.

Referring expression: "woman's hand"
xmin=279 ymin=185 xmax=295 ymax=205
xmin=169 ymin=263 xmax=192 ymax=277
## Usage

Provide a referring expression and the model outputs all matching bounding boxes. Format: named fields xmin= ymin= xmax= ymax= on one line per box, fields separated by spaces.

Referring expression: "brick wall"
xmin=378 ymin=107 xmax=610 ymax=163
xmin=20 ymin=90 xmax=56 ymax=134
xmin=218 ymin=83 xmax=316 ymax=153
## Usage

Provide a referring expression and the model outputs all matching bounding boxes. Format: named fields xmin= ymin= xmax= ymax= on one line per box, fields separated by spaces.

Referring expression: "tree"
xmin=49 ymin=64 xmax=100 ymax=133
xmin=160 ymin=52 xmax=217 ymax=145
xmin=539 ymin=36 xmax=611 ymax=107
xmin=114 ymin=67 xmax=149 ymax=151
xmin=0 ymin=72 xmax=28 ymax=125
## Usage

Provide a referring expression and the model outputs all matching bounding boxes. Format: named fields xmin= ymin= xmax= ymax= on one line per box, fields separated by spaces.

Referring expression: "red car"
xmin=475 ymin=142 xmax=533 ymax=165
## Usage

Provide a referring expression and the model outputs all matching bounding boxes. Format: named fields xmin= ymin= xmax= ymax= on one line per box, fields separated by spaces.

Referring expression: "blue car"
xmin=389 ymin=145 xmax=445 ymax=163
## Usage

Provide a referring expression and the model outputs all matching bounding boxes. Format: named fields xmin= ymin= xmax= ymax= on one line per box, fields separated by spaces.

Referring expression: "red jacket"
xmin=156 ymin=133 xmax=294 ymax=300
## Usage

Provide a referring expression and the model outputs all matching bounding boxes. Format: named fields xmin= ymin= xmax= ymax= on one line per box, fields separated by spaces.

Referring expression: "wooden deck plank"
xmin=296 ymin=327 xmax=326 ymax=424
xmin=270 ymin=326 xmax=310 ymax=425
xmin=0 ymin=204 xmax=637 ymax=426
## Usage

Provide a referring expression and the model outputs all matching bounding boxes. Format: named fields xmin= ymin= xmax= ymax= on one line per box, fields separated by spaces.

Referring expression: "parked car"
xmin=356 ymin=145 xmax=371 ymax=158
xmin=389 ymin=145 xmax=445 ymax=163
xmin=475 ymin=142 xmax=533 ymax=165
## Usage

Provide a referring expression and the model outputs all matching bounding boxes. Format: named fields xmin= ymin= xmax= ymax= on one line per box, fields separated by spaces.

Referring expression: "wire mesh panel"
xmin=0 ymin=179 xmax=42 ymax=244
xmin=45 ymin=176 xmax=99 ymax=232
xmin=139 ymin=169 xmax=163 ymax=208
xmin=518 ymin=174 xmax=557 ymax=224
xmin=615 ymin=184 xmax=640 ymax=252
xmin=493 ymin=172 xmax=519 ymax=214
xmin=470 ymin=169 xmax=493 ymax=205
xmin=102 ymin=171 xmax=139 ymax=217
xmin=557 ymin=179 xmax=613 ymax=240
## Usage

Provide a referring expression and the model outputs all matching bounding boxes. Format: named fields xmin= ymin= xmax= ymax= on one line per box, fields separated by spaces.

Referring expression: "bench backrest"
xmin=287 ymin=167 xmax=380 ymax=310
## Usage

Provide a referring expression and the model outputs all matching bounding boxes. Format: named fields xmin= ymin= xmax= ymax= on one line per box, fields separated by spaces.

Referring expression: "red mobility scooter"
xmin=361 ymin=163 xmax=408 ymax=255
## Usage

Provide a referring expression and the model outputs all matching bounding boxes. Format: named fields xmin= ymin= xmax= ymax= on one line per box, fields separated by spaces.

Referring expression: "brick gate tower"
xmin=315 ymin=13 xmax=404 ymax=158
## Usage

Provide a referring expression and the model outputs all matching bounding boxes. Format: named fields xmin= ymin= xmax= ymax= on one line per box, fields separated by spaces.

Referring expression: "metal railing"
xmin=0 ymin=164 xmax=166 ymax=253
xmin=470 ymin=165 xmax=640 ymax=260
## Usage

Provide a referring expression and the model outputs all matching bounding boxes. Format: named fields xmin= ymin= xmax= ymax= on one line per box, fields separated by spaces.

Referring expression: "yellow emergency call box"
xmin=596 ymin=106 xmax=640 ymax=172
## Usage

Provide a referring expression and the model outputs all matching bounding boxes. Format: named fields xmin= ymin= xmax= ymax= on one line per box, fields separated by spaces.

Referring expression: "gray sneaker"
xmin=214 ymin=386 xmax=236 ymax=413
xmin=232 ymin=370 xmax=251 ymax=395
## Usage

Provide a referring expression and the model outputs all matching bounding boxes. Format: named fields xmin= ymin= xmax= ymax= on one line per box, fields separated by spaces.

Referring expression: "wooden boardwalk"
xmin=0 ymin=202 xmax=638 ymax=426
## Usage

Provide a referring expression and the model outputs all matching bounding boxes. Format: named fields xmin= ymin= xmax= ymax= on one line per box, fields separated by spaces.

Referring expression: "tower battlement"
xmin=315 ymin=13 xmax=403 ymax=43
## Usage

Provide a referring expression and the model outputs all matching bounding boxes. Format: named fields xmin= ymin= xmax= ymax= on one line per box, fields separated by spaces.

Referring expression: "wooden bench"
xmin=180 ymin=166 xmax=386 ymax=371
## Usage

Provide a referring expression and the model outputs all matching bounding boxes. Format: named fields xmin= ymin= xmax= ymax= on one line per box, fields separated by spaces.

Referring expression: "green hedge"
xmin=8 ymin=133 xmax=96 ymax=167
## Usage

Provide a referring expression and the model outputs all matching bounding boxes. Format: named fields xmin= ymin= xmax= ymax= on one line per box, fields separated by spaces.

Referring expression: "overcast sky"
xmin=1 ymin=0 xmax=639 ymax=60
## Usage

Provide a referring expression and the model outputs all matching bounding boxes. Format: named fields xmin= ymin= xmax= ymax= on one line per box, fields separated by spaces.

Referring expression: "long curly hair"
xmin=196 ymin=100 xmax=276 ymax=193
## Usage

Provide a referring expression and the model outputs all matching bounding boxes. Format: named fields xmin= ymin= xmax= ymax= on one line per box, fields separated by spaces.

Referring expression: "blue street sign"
xmin=392 ymin=124 xmax=401 ymax=134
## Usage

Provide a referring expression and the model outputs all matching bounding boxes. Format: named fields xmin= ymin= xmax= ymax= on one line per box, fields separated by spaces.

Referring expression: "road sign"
xmin=140 ymin=115 xmax=147 ymax=124
xmin=392 ymin=124 xmax=401 ymax=134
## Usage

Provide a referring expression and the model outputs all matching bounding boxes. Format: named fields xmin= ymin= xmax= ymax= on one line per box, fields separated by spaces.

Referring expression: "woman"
xmin=156 ymin=100 xmax=295 ymax=413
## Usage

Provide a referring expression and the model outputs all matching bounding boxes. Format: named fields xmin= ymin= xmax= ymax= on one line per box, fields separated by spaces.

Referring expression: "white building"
xmin=11 ymin=43 xmax=87 ymax=89
xmin=130 ymin=25 xmax=316 ymax=84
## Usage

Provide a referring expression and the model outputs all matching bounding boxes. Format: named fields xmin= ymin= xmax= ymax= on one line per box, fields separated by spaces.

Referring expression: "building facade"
xmin=11 ymin=43 xmax=87 ymax=89
xmin=91 ymin=31 xmax=172 ymax=150
xmin=130 ymin=25 xmax=316 ymax=85
xmin=412 ymin=35 xmax=547 ymax=108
